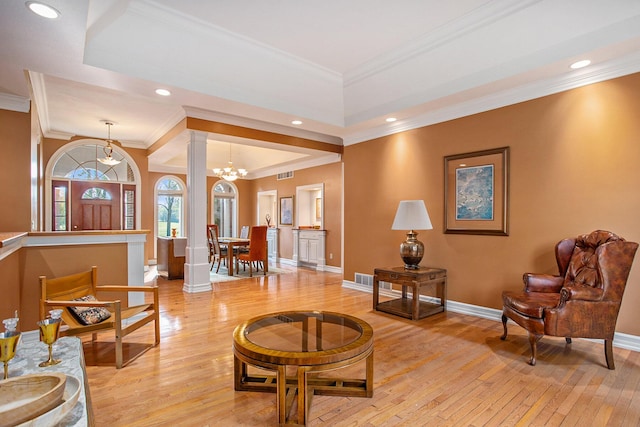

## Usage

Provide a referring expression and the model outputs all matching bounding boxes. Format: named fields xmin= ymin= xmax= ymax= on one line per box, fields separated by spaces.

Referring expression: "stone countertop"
xmin=7 ymin=333 xmax=90 ymax=426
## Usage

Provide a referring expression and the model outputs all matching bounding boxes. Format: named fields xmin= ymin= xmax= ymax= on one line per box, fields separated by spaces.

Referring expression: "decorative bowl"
xmin=0 ymin=373 xmax=66 ymax=426
xmin=18 ymin=375 xmax=81 ymax=427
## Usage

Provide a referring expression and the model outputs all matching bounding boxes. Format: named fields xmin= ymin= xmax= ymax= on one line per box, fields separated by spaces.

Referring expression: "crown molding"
xmin=249 ymin=153 xmax=342 ymax=180
xmin=343 ymin=52 xmax=640 ymax=146
xmin=0 ymin=92 xmax=30 ymax=113
xmin=344 ymin=0 xmax=542 ymax=86
xmin=143 ymin=108 xmax=187 ymax=147
xmin=132 ymin=0 xmax=341 ymax=80
xmin=28 ymin=71 xmax=51 ymax=131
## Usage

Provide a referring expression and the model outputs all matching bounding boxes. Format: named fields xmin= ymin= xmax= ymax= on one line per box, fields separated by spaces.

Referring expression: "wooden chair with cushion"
xmin=501 ymin=230 xmax=638 ymax=369
xmin=40 ymin=266 xmax=160 ymax=369
xmin=236 ymin=225 xmax=268 ymax=277
xmin=237 ymin=225 xmax=251 ymax=256
xmin=209 ymin=224 xmax=229 ymax=273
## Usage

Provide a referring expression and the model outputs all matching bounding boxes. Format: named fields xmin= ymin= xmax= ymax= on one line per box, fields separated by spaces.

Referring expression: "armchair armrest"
xmin=559 ymin=285 xmax=603 ymax=306
xmin=522 ymin=273 xmax=564 ymax=293
xmin=43 ymin=299 xmax=118 ymax=309
xmin=96 ymin=285 xmax=158 ymax=293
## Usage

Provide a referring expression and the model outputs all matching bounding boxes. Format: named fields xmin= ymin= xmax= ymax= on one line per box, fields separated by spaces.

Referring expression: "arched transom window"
xmin=49 ymin=143 xmax=137 ymax=231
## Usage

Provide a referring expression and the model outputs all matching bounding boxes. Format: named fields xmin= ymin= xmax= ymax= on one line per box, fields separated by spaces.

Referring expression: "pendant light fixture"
xmin=213 ymin=144 xmax=248 ymax=182
xmin=98 ymin=121 xmax=121 ymax=166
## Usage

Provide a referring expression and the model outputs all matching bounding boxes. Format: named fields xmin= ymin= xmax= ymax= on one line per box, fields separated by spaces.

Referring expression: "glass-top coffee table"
xmin=233 ymin=311 xmax=374 ymax=425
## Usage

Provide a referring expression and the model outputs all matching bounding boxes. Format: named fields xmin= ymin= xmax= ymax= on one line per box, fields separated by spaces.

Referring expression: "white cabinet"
xmin=266 ymin=227 xmax=279 ymax=261
xmin=293 ymin=229 xmax=326 ymax=269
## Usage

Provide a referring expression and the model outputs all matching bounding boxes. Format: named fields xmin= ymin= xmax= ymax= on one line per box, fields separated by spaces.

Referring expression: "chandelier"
xmin=213 ymin=144 xmax=248 ymax=182
xmin=97 ymin=121 xmax=121 ymax=166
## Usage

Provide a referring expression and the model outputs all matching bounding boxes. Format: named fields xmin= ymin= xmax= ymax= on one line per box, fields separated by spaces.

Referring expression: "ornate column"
xmin=183 ymin=130 xmax=211 ymax=293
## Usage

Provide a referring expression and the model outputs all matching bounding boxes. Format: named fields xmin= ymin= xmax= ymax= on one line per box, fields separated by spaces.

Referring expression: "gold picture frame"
xmin=279 ymin=196 xmax=294 ymax=226
xmin=444 ymin=147 xmax=509 ymax=235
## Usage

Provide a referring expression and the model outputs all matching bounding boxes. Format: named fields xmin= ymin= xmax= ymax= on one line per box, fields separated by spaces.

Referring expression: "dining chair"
xmin=236 ymin=225 xmax=268 ymax=277
xmin=208 ymin=225 xmax=228 ymax=273
xmin=237 ymin=225 xmax=251 ymax=256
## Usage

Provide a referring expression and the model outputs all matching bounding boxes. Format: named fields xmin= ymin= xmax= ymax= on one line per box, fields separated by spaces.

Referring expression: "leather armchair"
xmin=501 ymin=230 xmax=638 ymax=369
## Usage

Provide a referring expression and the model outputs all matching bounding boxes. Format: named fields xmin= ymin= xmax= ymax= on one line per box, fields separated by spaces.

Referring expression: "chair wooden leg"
xmin=527 ymin=332 xmax=542 ymax=366
xmin=154 ymin=289 xmax=161 ymax=346
xmin=604 ymin=339 xmax=615 ymax=370
xmin=500 ymin=314 xmax=508 ymax=340
xmin=115 ymin=302 xmax=123 ymax=369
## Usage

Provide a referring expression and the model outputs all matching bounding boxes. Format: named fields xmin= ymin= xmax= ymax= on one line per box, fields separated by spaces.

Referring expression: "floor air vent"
xmin=354 ymin=273 xmax=373 ymax=287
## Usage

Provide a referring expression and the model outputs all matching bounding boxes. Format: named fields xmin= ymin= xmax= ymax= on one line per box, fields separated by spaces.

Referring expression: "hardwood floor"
xmin=85 ymin=266 xmax=640 ymax=426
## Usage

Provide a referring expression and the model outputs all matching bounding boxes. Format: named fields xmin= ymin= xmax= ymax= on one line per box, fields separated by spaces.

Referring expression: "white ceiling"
xmin=1 ymin=0 xmax=640 ymax=177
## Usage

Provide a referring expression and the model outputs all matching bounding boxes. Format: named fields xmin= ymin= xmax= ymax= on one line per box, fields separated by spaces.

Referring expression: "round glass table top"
xmin=244 ymin=311 xmax=362 ymax=352
xmin=233 ymin=311 xmax=373 ymax=366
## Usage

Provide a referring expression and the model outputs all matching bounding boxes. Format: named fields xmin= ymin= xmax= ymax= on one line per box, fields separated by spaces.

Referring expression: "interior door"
xmin=71 ymin=181 xmax=121 ymax=230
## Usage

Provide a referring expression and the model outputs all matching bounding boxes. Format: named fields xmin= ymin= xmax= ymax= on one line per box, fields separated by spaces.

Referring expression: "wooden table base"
xmin=234 ymin=350 xmax=373 ymax=426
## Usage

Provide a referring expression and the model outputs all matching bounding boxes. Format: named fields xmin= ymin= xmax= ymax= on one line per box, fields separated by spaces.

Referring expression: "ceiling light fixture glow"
xmin=155 ymin=88 xmax=171 ymax=96
xmin=570 ymin=59 xmax=591 ymax=69
xmin=26 ymin=2 xmax=60 ymax=19
xmin=386 ymin=117 xmax=397 ymax=123
xmin=291 ymin=120 xmax=303 ymax=125
xmin=98 ymin=121 xmax=121 ymax=166
xmin=213 ymin=144 xmax=247 ymax=182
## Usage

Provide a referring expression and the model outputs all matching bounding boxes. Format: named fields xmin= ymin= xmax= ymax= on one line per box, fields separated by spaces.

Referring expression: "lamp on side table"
xmin=391 ymin=200 xmax=433 ymax=269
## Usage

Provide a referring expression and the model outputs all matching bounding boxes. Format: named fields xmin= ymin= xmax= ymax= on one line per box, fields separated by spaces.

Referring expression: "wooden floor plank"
xmin=83 ymin=266 xmax=640 ymax=426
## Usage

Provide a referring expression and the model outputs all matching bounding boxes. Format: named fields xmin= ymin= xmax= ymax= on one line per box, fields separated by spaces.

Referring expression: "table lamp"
xmin=391 ymin=200 xmax=433 ymax=269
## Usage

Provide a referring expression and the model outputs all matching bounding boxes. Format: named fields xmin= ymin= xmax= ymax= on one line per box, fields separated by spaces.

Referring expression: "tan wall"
xmin=232 ymin=178 xmax=254 ymax=231
xmin=345 ymin=72 xmax=640 ymax=335
xmin=250 ymin=162 xmax=342 ymax=266
xmin=0 ymin=109 xmax=31 ymax=231
xmin=0 ymin=250 xmax=21 ymax=321
xmin=0 ymin=243 xmax=129 ymax=329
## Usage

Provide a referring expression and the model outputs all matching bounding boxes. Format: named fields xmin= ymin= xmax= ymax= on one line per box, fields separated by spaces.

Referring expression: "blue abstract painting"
xmin=455 ymin=165 xmax=494 ymax=220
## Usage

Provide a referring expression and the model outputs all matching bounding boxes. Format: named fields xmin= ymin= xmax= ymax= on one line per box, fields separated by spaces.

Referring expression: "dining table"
xmin=218 ymin=237 xmax=268 ymax=276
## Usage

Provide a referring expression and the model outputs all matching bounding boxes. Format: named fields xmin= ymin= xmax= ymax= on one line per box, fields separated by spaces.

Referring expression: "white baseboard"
xmin=278 ymin=258 xmax=297 ymax=267
xmin=342 ymin=280 xmax=640 ymax=353
xmin=276 ymin=257 xmax=342 ymax=274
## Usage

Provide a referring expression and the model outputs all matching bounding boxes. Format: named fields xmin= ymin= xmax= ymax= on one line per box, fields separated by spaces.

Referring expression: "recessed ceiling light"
xmin=155 ymin=88 xmax=171 ymax=96
xmin=26 ymin=2 xmax=60 ymax=19
xmin=386 ymin=117 xmax=397 ymax=123
xmin=570 ymin=59 xmax=591 ymax=69
xmin=291 ymin=120 xmax=303 ymax=125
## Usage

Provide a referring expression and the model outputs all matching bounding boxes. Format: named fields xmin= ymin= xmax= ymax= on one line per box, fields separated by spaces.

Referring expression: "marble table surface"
xmin=6 ymin=332 xmax=90 ymax=426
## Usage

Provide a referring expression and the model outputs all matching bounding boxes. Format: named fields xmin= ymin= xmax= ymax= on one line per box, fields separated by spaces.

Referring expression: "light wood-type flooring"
xmin=85 ymin=266 xmax=640 ymax=426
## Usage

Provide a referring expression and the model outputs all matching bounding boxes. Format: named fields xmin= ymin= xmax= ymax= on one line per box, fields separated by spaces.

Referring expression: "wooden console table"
xmin=373 ymin=266 xmax=447 ymax=320
xmin=157 ymin=236 xmax=186 ymax=279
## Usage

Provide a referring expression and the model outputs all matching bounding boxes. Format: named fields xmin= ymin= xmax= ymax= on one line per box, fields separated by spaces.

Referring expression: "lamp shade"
xmin=391 ymin=200 xmax=432 ymax=230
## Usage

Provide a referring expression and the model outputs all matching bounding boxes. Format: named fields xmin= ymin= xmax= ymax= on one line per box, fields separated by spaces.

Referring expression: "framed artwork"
xmin=444 ymin=147 xmax=509 ymax=235
xmin=315 ymin=198 xmax=322 ymax=221
xmin=279 ymin=196 xmax=294 ymax=226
